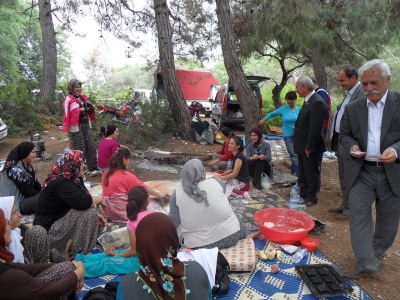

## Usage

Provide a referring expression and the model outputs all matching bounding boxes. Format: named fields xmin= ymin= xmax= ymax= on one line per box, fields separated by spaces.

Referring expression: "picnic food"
xmin=265 ymin=249 xmax=277 ymax=260
xmin=258 ymin=250 xmax=268 ymax=260
xmin=271 ymin=264 xmax=280 ymax=273
xmin=276 ymin=250 xmax=284 ymax=262
xmin=263 ymin=221 xmax=275 ymax=228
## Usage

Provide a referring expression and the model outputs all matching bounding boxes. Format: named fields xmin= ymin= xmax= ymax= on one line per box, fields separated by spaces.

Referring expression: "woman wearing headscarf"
xmin=246 ymin=127 xmax=273 ymax=190
xmin=102 ymin=147 xmax=165 ymax=223
xmin=62 ymin=79 xmax=100 ymax=176
xmin=169 ymin=159 xmax=250 ymax=249
xmin=0 ymin=197 xmax=23 ymax=263
xmin=34 ymin=150 xmax=107 ymax=256
xmin=1 ymin=141 xmax=41 ymax=214
xmin=117 ymin=213 xmax=212 ymax=300
xmin=206 ymin=126 xmax=234 ymax=171
xmin=0 ymin=208 xmax=85 ymax=300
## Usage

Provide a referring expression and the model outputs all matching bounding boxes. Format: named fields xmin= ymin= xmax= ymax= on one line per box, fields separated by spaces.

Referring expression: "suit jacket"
xmin=294 ymin=92 xmax=326 ymax=155
xmin=340 ymin=90 xmax=400 ymax=196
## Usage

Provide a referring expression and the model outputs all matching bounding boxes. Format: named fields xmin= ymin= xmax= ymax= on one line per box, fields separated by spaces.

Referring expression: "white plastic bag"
xmin=225 ymin=179 xmax=240 ymax=197
xmin=261 ymin=173 xmax=272 ymax=190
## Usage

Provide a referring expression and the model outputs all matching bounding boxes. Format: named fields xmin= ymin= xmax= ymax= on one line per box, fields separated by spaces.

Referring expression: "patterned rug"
xmin=217 ymin=238 xmax=373 ymax=300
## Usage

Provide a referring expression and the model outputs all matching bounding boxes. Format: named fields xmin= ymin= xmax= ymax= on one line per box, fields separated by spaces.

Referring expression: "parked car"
xmin=0 ymin=117 xmax=7 ymax=140
xmin=210 ymin=75 xmax=270 ymax=128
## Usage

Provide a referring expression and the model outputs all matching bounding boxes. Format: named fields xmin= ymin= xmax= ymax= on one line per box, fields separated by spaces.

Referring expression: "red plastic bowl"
xmin=254 ymin=208 xmax=315 ymax=244
xmin=300 ymin=237 xmax=319 ymax=252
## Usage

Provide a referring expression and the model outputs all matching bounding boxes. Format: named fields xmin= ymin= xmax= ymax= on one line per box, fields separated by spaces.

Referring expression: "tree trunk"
xmin=310 ymin=47 xmax=328 ymax=89
xmin=153 ymin=0 xmax=194 ymax=140
xmin=38 ymin=0 xmax=57 ymax=114
xmin=271 ymin=85 xmax=284 ymax=109
xmin=215 ymin=0 xmax=263 ymax=141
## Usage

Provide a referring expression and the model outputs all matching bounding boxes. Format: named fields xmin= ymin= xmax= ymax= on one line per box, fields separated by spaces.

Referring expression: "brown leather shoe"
xmin=335 ymin=214 xmax=349 ymax=221
xmin=341 ymin=266 xmax=379 ymax=279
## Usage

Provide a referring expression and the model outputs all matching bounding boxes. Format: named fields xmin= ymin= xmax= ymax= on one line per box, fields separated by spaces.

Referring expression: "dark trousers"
xmin=19 ymin=194 xmax=39 ymax=215
xmin=298 ymin=151 xmax=320 ymax=203
xmin=248 ymin=160 xmax=273 ymax=188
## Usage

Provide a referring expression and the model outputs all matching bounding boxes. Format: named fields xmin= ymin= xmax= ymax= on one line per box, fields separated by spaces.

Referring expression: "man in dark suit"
xmin=340 ymin=59 xmax=400 ymax=278
xmin=328 ymin=65 xmax=363 ymax=221
xmin=294 ymin=76 xmax=326 ymax=206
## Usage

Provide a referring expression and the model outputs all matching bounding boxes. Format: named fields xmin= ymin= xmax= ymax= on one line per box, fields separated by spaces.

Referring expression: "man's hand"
xmin=350 ymin=145 xmax=366 ymax=158
xmin=259 ymin=154 xmax=267 ymax=161
xmin=380 ymin=148 xmax=397 ymax=163
xmin=305 ymin=149 xmax=311 ymax=157
xmin=251 ymin=154 xmax=259 ymax=160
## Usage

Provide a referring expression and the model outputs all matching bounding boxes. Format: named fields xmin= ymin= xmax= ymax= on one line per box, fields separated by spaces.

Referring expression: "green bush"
xmin=95 ymin=100 xmax=178 ymax=150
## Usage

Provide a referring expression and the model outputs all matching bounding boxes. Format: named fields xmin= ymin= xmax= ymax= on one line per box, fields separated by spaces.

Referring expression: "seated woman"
xmin=34 ymin=150 xmax=107 ymax=256
xmin=0 ymin=208 xmax=85 ymax=300
xmin=246 ymin=127 xmax=273 ymax=190
xmin=1 ymin=142 xmax=41 ymax=215
xmin=74 ymin=186 xmax=152 ymax=278
xmin=214 ymin=136 xmax=251 ymax=199
xmin=102 ymin=147 xmax=165 ymax=223
xmin=117 ymin=212 xmax=212 ymax=300
xmin=169 ymin=159 xmax=252 ymax=249
xmin=206 ymin=127 xmax=234 ymax=171
xmin=98 ymin=124 xmax=124 ymax=171
xmin=0 ymin=197 xmax=23 ymax=263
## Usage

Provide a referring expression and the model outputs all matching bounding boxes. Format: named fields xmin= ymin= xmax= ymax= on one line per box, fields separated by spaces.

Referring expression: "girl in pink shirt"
xmin=74 ymin=186 xmax=153 ymax=278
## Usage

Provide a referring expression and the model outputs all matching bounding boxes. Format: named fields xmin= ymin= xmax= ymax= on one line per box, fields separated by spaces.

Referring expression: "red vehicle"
xmin=97 ymin=100 xmax=141 ymax=124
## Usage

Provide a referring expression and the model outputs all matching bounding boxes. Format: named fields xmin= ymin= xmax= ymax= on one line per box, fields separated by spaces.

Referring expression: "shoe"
xmin=50 ymin=248 xmax=61 ymax=263
xmin=341 ymin=266 xmax=379 ymax=279
xmin=253 ymin=184 xmax=263 ymax=191
xmin=328 ymin=207 xmax=343 ymax=214
xmin=90 ymin=170 xmax=102 ymax=177
xmin=335 ymin=213 xmax=349 ymax=221
xmin=65 ymin=239 xmax=74 ymax=261
xmin=243 ymin=191 xmax=252 ymax=200
xmin=377 ymin=257 xmax=384 ymax=268
xmin=299 ymin=198 xmax=317 ymax=206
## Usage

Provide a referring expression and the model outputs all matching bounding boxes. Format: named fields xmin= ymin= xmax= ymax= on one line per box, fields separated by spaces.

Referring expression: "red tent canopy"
xmin=174 ymin=69 xmax=219 ymax=101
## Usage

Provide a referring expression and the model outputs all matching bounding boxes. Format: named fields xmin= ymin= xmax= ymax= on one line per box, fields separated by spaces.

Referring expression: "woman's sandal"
xmin=65 ymin=239 xmax=75 ymax=261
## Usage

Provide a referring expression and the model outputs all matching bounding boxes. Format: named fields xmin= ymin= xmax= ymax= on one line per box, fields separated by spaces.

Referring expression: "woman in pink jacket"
xmin=62 ymin=79 xmax=100 ymax=176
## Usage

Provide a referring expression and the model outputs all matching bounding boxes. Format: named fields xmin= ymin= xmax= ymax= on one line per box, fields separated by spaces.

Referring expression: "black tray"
xmin=295 ymin=264 xmax=353 ymax=298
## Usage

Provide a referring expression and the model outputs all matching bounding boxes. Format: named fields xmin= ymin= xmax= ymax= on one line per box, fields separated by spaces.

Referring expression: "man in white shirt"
xmin=328 ymin=65 xmax=363 ymax=220
xmin=340 ymin=59 xmax=400 ymax=278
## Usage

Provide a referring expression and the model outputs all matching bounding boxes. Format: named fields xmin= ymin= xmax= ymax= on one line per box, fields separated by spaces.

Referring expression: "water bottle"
xmin=292 ymin=248 xmax=308 ymax=264
xmin=290 ymin=185 xmax=300 ymax=202
xmin=226 ymin=159 xmax=233 ymax=170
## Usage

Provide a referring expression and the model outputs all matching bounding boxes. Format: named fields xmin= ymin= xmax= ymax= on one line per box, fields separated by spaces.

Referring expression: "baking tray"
xmin=295 ymin=264 xmax=353 ymax=298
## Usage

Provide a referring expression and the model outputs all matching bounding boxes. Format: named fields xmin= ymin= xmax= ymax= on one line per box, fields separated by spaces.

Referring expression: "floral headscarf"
xmin=2 ymin=142 xmax=35 ymax=173
xmin=136 ymin=213 xmax=190 ymax=300
xmin=0 ymin=209 xmax=14 ymax=263
xmin=42 ymin=150 xmax=88 ymax=193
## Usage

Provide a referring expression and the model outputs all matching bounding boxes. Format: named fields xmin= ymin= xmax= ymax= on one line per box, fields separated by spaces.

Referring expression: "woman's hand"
xmin=208 ymin=159 xmax=218 ymax=167
xmin=76 ymin=277 xmax=84 ymax=292
xmin=99 ymin=198 xmax=108 ymax=211
xmin=72 ymin=261 xmax=85 ymax=288
xmin=206 ymin=153 xmax=213 ymax=157
xmin=97 ymin=213 xmax=106 ymax=227
xmin=223 ymin=170 xmax=232 ymax=176
xmin=104 ymin=248 xmax=116 ymax=256
xmin=157 ymin=192 xmax=167 ymax=198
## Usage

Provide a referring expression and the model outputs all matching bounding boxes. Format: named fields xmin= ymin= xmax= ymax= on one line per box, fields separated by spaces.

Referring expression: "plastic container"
xmin=226 ymin=160 xmax=233 ymax=170
xmin=300 ymin=237 xmax=319 ymax=252
xmin=292 ymin=248 xmax=308 ymax=263
xmin=254 ymin=208 xmax=315 ymax=244
xmin=290 ymin=185 xmax=300 ymax=201
xmin=288 ymin=200 xmax=306 ymax=211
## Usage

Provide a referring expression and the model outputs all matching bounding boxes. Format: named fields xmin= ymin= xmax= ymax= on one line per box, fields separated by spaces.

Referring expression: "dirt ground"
xmin=1 ymin=128 xmax=400 ymax=299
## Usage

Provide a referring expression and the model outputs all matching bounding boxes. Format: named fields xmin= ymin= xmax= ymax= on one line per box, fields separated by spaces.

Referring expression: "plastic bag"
xmin=261 ymin=173 xmax=272 ymax=190
xmin=225 ymin=179 xmax=240 ymax=197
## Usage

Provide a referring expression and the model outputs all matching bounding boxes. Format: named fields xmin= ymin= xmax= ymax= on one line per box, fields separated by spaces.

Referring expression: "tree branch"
xmin=336 ymin=33 xmax=371 ymax=60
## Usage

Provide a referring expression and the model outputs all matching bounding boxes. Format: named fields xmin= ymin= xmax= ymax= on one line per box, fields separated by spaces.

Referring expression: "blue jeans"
xmin=284 ymin=136 xmax=299 ymax=175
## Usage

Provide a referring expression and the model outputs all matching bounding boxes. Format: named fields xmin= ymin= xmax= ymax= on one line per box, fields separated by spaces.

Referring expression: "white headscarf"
xmin=0 ymin=196 xmax=24 ymax=263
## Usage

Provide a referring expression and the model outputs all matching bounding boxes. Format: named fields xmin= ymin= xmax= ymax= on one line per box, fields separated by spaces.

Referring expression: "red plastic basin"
xmin=254 ymin=208 xmax=315 ymax=244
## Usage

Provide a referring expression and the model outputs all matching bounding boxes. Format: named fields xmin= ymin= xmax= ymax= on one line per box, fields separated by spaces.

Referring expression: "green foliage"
xmin=96 ymin=100 xmax=178 ymax=150
xmin=0 ymin=81 xmax=43 ymax=135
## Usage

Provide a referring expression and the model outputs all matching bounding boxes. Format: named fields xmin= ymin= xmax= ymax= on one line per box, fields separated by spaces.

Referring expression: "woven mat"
xmin=217 ymin=238 xmax=373 ymax=300
xmin=78 ymin=189 xmax=372 ymax=300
